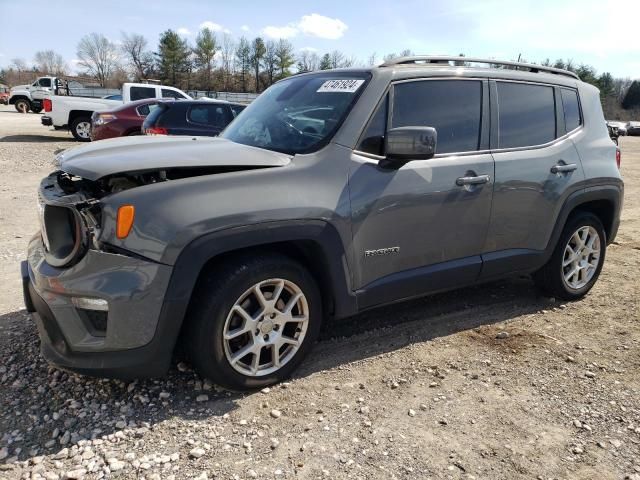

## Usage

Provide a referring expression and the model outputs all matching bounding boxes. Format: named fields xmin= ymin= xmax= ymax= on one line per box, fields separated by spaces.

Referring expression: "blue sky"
xmin=0 ymin=0 xmax=638 ymax=79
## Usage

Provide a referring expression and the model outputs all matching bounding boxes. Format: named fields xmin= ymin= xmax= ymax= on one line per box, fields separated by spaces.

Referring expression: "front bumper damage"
xmin=22 ymin=235 xmax=174 ymax=378
xmin=22 ymin=171 xmax=177 ymax=378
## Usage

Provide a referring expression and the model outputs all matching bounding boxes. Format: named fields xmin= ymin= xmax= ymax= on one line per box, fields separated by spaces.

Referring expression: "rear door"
xmin=481 ymin=80 xmax=585 ymax=277
xmin=349 ymin=78 xmax=494 ymax=307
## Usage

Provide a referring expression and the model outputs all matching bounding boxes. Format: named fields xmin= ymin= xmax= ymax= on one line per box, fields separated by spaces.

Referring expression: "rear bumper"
xmin=22 ymin=234 xmax=177 ymax=379
xmin=41 ymin=116 xmax=53 ymax=126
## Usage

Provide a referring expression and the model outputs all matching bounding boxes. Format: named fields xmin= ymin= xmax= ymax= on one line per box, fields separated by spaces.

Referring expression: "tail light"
xmin=145 ymin=127 xmax=168 ymax=135
xmin=616 ymin=148 xmax=621 ymax=169
xmin=44 ymin=98 xmax=52 ymax=112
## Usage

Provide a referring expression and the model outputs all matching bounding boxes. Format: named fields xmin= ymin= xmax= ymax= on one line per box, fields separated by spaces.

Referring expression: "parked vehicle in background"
xmin=142 ymin=99 xmax=245 ymax=137
xmin=103 ymin=94 xmax=123 ymax=101
xmin=0 ymin=85 xmax=9 ymax=105
xmin=91 ymin=99 xmax=163 ymax=141
xmin=8 ymin=76 xmax=56 ymax=113
xmin=42 ymin=83 xmax=191 ymax=141
xmin=607 ymin=123 xmax=620 ymax=145
xmin=23 ymin=57 xmax=623 ymax=390
xmin=627 ymin=121 xmax=640 ymax=136
xmin=607 ymin=120 xmax=627 ymax=136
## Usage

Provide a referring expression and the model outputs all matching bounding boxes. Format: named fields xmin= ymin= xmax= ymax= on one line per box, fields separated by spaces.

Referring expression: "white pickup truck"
xmin=42 ymin=83 xmax=191 ymax=141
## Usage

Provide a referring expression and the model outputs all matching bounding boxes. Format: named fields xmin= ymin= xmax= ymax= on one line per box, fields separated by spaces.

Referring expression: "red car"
xmin=90 ymin=98 xmax=164 ymax=141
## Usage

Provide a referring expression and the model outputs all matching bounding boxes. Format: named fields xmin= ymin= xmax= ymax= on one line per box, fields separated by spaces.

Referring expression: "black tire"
xmin=533 ymin=212 xmax=606 ymax=300
xmin=70 ymin=116 xmax=92 ymax=142
xmin=184 ymin=253 xmax=322 ymax=390
xmin=14 ymin=99 xmax=30 ymax=113
xmin=31 ymin=107 xmax=43 ymax=114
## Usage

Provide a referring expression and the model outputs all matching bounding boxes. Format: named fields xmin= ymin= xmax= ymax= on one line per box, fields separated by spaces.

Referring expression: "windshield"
xmin=222 ymin=72 xmax=370 ymax=155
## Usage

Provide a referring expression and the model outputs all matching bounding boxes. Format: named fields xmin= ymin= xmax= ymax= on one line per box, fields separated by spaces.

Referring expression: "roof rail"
xmin=380 ymin=56 xmax=580 ymax=80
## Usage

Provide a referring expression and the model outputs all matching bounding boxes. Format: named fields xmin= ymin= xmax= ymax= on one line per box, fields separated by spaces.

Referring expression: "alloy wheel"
xmin=562 ymin=225 xmax=601 ymax=290
xmin=222 ymin=278 xmax=309 ymax=377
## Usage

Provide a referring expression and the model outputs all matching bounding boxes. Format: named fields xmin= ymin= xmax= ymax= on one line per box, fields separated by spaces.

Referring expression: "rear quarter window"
xmin=561 ymin=88 xmax=582 ymax=132
xmin=497 ymin=82 xmax=556 ymax=148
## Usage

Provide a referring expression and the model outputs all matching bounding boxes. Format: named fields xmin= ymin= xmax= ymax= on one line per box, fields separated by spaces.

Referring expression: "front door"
xmin=349 ymin=78 xmax=494 ymax=308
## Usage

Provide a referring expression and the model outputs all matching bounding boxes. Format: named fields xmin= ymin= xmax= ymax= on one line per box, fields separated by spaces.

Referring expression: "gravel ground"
xmin=0 ymin=104 xmax=639 ymax=480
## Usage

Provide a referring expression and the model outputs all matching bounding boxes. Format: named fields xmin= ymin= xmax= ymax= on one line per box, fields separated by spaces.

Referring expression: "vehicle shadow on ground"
xmin=0 ymin=275 xmax=554 ymax=462
xmin=0 ymin=134 xmax=75 ymax=143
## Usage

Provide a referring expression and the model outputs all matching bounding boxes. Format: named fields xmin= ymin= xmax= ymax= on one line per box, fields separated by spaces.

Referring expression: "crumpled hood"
xmin=57 ymin=136 xmax=291 ymax=180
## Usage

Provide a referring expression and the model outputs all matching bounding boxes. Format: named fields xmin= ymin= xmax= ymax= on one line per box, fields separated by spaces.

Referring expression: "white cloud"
xmin=177 ymin=27 xmax=192 ymax=36
xmin=298 ymin=13 xmax=347 ymax=40
xmin=241 ymin=25 xmax=250 ymax=32
xmin=262 ymin=24 xmax=299 ymax=39
xmin=299 ymin=46 xmax=318 ymax=53
xmin=261 ymin=13 xmax=348 ymax=40
xmin=199 ymin=21 xmax=231 ymax=34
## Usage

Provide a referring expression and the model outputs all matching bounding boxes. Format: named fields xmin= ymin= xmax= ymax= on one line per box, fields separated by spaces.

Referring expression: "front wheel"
xmin=533 ymin=212 xmax=606 ymax=300
xmin=184 ymin=253 xmax=322 ymax=390
xmin=70 ymin=116 xmax=92 ymax=142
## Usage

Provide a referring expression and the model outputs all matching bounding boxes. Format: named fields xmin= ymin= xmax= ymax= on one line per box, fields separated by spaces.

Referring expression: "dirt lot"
xmin=0 ymin=104 xmax=638 ymax=480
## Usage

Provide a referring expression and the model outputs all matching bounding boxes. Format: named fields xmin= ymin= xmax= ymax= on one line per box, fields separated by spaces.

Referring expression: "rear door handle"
xmin=550 ymin=163 xmax=578 ymax=174
xmin=456 ymin=174 xmax=490 ymax=186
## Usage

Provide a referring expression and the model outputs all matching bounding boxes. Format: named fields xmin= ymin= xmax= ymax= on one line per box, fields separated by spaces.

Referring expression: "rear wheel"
xmin=31 ymin=107 xmax=43 ymax=114
xmin=185 ymin=253 xmax=322 ymax=390
xmin=70 ymin=116 xmax=92 ymax=142
xmin=14 ymin=99 xmax=30 ymax=113
xmin=533 ymin=212 xmax=606 ymax=300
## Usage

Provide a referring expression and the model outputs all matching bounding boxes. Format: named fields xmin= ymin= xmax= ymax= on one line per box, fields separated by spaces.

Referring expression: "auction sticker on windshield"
xmin=317 ymin=79 xmax=365 ymax=93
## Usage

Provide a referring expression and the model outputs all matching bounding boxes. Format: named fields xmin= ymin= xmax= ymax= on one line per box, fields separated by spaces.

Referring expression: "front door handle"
xmin=456 ymin=174 xmax=490 ymax=186
xmin=550 ymin=163 xmax=578 ymax=174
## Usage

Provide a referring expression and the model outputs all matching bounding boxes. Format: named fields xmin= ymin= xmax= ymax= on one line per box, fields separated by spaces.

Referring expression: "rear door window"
xmin=391 ymin=80 xmax=482 ymax=154
xmin=130 ymin=86 xmax=156 ymax=101
xmin=560 ymin=88 xmax=581 ymax=132
xmin=187 ymin=105 xmax=230 ymax=128
xmin=496 ymin=82 xmax=556 ymax=148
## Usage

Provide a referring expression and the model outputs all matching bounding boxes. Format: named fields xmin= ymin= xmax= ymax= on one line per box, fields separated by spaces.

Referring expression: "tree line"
xmin=1 ymin=33 xmax=639 ymax=116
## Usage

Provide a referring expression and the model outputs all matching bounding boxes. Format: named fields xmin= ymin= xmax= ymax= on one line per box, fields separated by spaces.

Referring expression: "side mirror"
xmin=385 ymin=126 xmax=437 ymax=162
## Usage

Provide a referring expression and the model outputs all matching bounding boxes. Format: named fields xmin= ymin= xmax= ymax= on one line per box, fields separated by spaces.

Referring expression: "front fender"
xmin=164 ymin=220 xmax=357 ymax=321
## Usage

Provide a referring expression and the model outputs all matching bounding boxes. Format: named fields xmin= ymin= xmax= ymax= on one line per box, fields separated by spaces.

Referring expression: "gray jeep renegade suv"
xmin=22 ymin=56 xmax=623 ymax=389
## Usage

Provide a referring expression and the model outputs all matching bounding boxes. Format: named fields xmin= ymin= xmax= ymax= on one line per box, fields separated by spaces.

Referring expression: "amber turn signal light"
xmin=116 ymin=205 xmax=135 ymax=239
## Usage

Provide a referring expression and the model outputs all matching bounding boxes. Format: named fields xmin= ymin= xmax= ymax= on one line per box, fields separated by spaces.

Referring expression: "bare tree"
xmin=297 ymin=50 xmax=319 ymax=73
xmin=10 ymin=58 xmax=28 ymax=83
xmin=121 ymin=32 xmax=154 ymax=81
xmin=367 ymin=52 xmax=378 ymax=67
xmin=220 ymin=33 xmax=235 ymax=90
xmin=329 ymin=50 xmax=345 ymax=69
xmin=77 ymin=33 xmax=120 ymax=86
xmin=262 ymin=40 xmax=277 ymax=86
xmin=33 ymin=50 xmax=67 ymax=75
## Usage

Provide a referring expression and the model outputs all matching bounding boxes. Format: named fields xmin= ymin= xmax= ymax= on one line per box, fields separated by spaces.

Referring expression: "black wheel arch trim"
xmin=145 ymin=220 xmax=357 ymax=372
